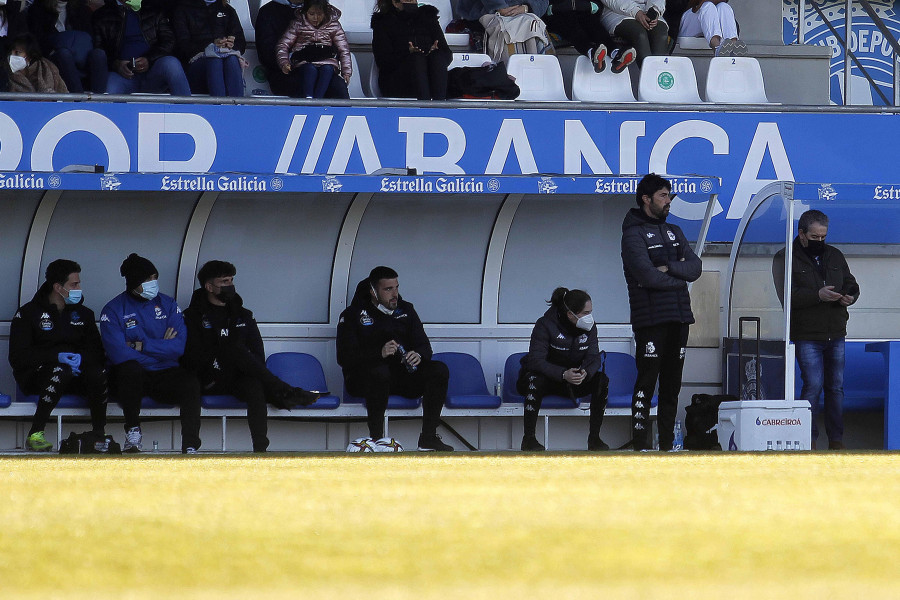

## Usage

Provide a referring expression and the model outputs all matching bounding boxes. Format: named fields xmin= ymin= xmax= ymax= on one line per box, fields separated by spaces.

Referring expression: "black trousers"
xmin=267 ymin=68 xmax=350 ymax=99
xmin=22 ymin=362 xmax=108 ymax=435
xmin=381 ymin=51 xmax=451 ymax=100
xmin=517 ymin=370 xmax=608 ymax=438
xmin=111 ymin=361 xmax=202 ymax=451
xmin=614 ymin=19 xmax=669 ymax=67
xmin=632 ymin=322 xmax=689 ymax=450
xmin=544 ymin=11 xmax=616 ymax=56
xmin=345 ymin=359 xmax=449 ymax=439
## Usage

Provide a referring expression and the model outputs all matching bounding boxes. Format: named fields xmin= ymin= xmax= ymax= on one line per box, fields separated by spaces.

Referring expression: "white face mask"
xmin=574 ymin=312 xmax=595 ymax=331
xmin=370 ymin=284 xmax=394 ymax=315
xmin=8 ymin=55 xmax=27 ymax=73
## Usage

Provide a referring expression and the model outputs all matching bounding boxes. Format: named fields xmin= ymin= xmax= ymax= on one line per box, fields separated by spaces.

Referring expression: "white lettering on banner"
xmin=648 ymin=120 xmax=728 ymax=220
xmin=398 ymin=117 xmax=465 ymax=174
xmin=161 ymin=175 xmax=266 ymax=191
xmin=564 ymin=120 xmax=612 ymax=175
xmin=0 ymin=112 xmax=24 ymax=170
xmin=275 ymin=115 xmax=307 ymax=174
xmin=303 ymin=115 xmax=333 ymax=173
xmin=328 ymin=115 xmax=381 ymax=174
xmin=619 ymin=121 xmax=645 ymax=175
xmin=137 ymin=113 xmax=216 ymax=172
xmin=0 ymin=173 xmax=44 ymax=188
xmin=874 ymin=186 xmax=900 ymax=200
xmin=31 ymin=110 xmax=131 ymax=172
xmin=486 ymin=119 xmax=538 ymax=174
xmin=729 ymin=122 xmax=795 ymax=219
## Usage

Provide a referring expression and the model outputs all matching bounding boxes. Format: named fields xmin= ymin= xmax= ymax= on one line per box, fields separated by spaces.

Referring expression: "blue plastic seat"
xmin=201 ymin=395 xmax=243 ymax=409
xmin=432 ymin=352 xmax=501 ymax=409
xmin=343 ymin=392 xmax=422 ymax=409
xmin=0 ymin=393 xmax=11 ymax=409
xmin=604 ymin=351 xmax=657 ymax=408
xmin=503 ymin=352 xmax=580 ymax=408
xmin=18 ymin=385 xmax=170 ymax=408
xmin=265 ymin=352 xmax=341 ymax=409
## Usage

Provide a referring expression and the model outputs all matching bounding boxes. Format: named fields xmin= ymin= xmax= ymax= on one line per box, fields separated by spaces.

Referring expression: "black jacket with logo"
xmin=172 ymin=0 xmax=245 ymax=62
xmin=92 ymin=2 xmax=178 ymax=69
xmin=182 ymin=287 xmax=265 ymax=384
xmin=773 ymin=237 xmax=860 ymax=341
xmin=336 ymin=279 xmax=432 ymax=376
xmin=521 ymin=306 xmax=601 ymax=381
xmin=621 ymin=207 xmax=701 ymax=330
xmin=8 ymin=282 xmax=104 ymax=384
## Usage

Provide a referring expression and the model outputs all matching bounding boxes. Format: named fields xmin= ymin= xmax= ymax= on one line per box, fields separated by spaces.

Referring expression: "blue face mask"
xmin=64 ymin=288 xmax=83 ymax=305
xmin=140 ymin=279 xmax=159 ymax=300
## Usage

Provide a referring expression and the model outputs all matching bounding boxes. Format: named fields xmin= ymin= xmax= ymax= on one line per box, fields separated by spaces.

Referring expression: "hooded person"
xmin=182 ymin=260 xmax=319 ymax=453
xmin=99 ymin=253 xmax=202 ymax=453
xmin=9 ymin=259 xmax=109 ymax=452
xmin=336 ymin=266 xmax=453 ymax=451
xmin=517 ymin=287 xmax=609 ymax=451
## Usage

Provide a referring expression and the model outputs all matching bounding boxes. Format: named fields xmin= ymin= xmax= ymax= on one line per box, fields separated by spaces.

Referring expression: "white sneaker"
xmin=124 ymin=427 xmax=142 ymax=453
xmin=184 ymin=447 xmax=198 ymax=454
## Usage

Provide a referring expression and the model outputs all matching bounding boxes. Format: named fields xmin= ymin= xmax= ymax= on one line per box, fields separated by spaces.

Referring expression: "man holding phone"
xmin=601 ymin=0 xmax=668 ymax=67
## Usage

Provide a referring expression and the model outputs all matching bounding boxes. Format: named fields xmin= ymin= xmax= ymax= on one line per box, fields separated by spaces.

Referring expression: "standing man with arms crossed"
xmin=337 ymin=266 xmax=453 ymax=451
xmin=773 ymin=210 xmax=859 ymax=450
xmin=621 ymin=174 xmax=702 ymax=451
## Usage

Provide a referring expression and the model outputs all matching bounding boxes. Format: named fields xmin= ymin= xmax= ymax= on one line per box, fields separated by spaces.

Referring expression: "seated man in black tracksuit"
xmin=182 ymin=260 xmax=320 ymax=452
xmin=336 ymin=266 xmax=453 ymax=451
xmin=9 ymin=259 xmax=109 ymax=452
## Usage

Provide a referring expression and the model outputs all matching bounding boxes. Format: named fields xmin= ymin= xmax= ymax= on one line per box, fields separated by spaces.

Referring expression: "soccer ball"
xmin=373 ymin=437 xmax=404 ymax=452
xmin=346 ymin=437 xmax=376 ymax=453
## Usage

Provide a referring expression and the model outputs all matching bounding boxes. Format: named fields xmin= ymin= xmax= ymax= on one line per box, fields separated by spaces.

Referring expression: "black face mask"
xmin=805 ymin=239 xmax=826 ymax=257
xmin=216 ymin=285 xmax=236 ymax=303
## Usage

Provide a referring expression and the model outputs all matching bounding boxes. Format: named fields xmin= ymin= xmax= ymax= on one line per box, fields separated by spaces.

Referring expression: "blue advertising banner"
xmin=1 ymin=101 xmax=898 ymax=241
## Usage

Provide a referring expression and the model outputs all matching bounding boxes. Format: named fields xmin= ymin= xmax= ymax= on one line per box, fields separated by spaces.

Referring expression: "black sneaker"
xmin=587 ymin=435 xmax=610 ymax=451
xmin=418 ymin=433 xmax=454 ymax=451
xmin=521 ymin=435 xmax=545 ymax=451
xmin=590 ymin=44 xmax=607 ymax=73
xmin=273 ymin=386 xmax=320 ymax=409
xmin=610 ymin=47 xmax=636 ymax=74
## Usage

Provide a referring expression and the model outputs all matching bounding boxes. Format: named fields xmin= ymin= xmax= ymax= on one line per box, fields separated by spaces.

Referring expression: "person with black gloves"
xmin=621 ymin=174 xmax=702 ymax=451
xmin=182 ymin=260 xmax=319 ymax=453
xmin=9 ymin=259 xmax=109 ymax=452
xmin=336 ymin=266 xmax=453 ymax=451
xmin=518 ymin=287 xmax=608 ymax=451
xmin=100 ymin=253 xmax=202 ymax=453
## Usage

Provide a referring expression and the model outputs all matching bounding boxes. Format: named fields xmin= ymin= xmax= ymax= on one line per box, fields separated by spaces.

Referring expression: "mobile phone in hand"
xmin=646 ymin=6 xmax=659 ymax=20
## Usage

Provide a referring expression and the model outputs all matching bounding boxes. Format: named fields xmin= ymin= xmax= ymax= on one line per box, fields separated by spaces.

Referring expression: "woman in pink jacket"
xmin=276 ymin=0 xmax=352 ymax=98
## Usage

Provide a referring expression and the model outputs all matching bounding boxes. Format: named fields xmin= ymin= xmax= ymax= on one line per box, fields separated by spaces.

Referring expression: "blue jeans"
xmin=796 ymin=338 xmax=845 ymax=442
xmin=49 ymin=30 xmax=108 ymax=92
xmin=187 ymin=55 xmax=244 ymax=97
xmin=297 ymin=63 xmax=334 ymax=98
xmin=107 ymin=56 xmax=191 ymax=96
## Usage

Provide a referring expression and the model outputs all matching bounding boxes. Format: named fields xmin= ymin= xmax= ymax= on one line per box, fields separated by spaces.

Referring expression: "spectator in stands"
xmin=255 ymin=0 xmax=349 ymax=98
xmin=621 ymin=174 xmax=701 ymax=451
xmin=100 ymin=253 xmax=202 ymax=453
xmin=772 ymin=210 xmax=859 ymax=450
xmin=543 ymin=0 xmax=635 ymax=73
xmin=371 ymin=0 xmax=451 ymax=100
xmin=518 ymin=287 xmax=609 ymax=451
xmin=678 ymin=0 xmax=745 ymax=56
xmin=275 ymin=0 xmax=350 ymax=98
xmin=600 ymin=0 xmax=667 ymax=67
xmin=172 ymin=0 xmax=246 ymax=97
xmin=456 ymin=0 xmax=548 ymax=22
xmin=182 ymin=260 xmax=319 ymax=453
xmin=5 ymin=32 xmax=69 ymax=92
xmin=9 ymin=259 xmax=109 ymax=452
xmin=0 ymin=1 xmax=29 ymax=90
xmin=92 ymin=0 xmax=191 ymax=95
xmin=337 ymin=266 xmax=453 ymax=451
xmin=27 ymin=0 xmax=108 ymax=92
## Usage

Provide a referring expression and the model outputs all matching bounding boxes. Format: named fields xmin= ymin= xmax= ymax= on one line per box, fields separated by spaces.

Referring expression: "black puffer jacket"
xmin=773 ymin=237 xmax=859 ymax=342
xmin=336 ymin=279 xmax=432 ymax=376
xmin=172 ymin=0 xmax=245 ymax=62
xmin=621 ymin=207 xmax=701 ymax=329
xmin=371 ymin=4 xmax=450 ymax=83
xmin=182 ymin=287 xmax=265 ymax=385
xmin=27 ymin=0 xmax=94 ymax=56
xmin=9 ymin=282 xmax=105 ymax=384
xmin=521 ymin=305 xmax=602 ymax=381
xmin=92 ymin=2 xmax=177 ymax=69
xmin=254 ymin=0 xmax=295 ymax=72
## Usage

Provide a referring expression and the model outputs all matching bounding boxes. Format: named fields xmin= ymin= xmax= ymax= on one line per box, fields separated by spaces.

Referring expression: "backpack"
xmin=59 ymin=431 xmax=122 ymax=455
xmin=683 ymin=394 xmax=736 ymax=450
xmin=478 ymin=12 xmax=553 ymax=64
xmin=447 ymin=62 xmax=520 ymax=99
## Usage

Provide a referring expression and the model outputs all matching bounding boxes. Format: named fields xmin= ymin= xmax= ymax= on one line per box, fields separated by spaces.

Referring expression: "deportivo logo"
xmin=154 ymin=306 xmax=166 ymax=320
xmin=667 ymin=229 xmax=676 ymax=241
xmin=70 ymin=312 xmax=83 ymax=325
xmin=578 ymin=334 xmax=588 ymax=343
xmin=645 ymin=342 xmax=656 ymax=355
xmin=646 ymin=232 xmax=655 ymax=238
xmin=359 ymin=310 xmax=373 ymax=326
xmin=202 ymin=317 xmax=212 ymax=329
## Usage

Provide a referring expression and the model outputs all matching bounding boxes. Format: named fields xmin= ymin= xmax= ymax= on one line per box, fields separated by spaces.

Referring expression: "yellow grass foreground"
xmin=2 ymin=453 xmax=900 ymax=599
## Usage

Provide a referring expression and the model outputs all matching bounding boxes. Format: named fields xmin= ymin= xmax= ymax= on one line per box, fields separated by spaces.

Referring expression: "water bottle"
xmin=673 ymin=420 xmax=684 ymax=451
xmin=153 ymin=440 xmax=159 ymax=452
xmin=494 ymin=373 xmax=502 ymax=397
xmin=396 ymin=344 xmax=417 ymax=373
xmin=776 ymin=440 xmax=783 ymax=451
xmin=767 ymin=440 xmax=774 ymax=451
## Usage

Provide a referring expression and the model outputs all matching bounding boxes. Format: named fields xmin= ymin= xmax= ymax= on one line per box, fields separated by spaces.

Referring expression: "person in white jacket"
xmin=678 ymin=0 xmax=746 ymax=56
xmin=600 ymin=0 xmax=667 ymax=67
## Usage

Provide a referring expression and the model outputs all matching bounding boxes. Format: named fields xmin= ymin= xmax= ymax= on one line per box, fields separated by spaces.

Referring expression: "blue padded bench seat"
xmin=0 ymin=393 xmax=10 ymax=409
xmin=433 ymin=352 xmax=501 ymax=409
xmin=264 ymin=352 xmax=341 ymax=409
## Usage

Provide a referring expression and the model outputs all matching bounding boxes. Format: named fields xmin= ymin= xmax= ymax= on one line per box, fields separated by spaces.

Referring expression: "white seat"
xmin=505 ymin=54 xmax=568 ymax=101
xmin=705 ymin=56 xmax=769 ymax=103
xmin=419 ymin=0 xmax=470 ymax=46
xmin=348 ymin=52 xmax=366 ymax=98
xmin=447 ymin=52 xmax=492 ymax=70
xmin=231 ymin=0 xmax=254 ymax=43
xmin=571 ymin=54 xmax=636 ymax=102
xmin=330 ymin=0 xmax=377 ymax=44
xmin=241 ymin=47 xmax=273 ymax=96
xmin=637 ymin=55 xmax=703 ymax=103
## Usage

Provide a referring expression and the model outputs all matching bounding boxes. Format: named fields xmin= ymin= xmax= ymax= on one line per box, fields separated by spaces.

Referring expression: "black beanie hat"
xmin=120 ymin=253 xmax=158 ymax=292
